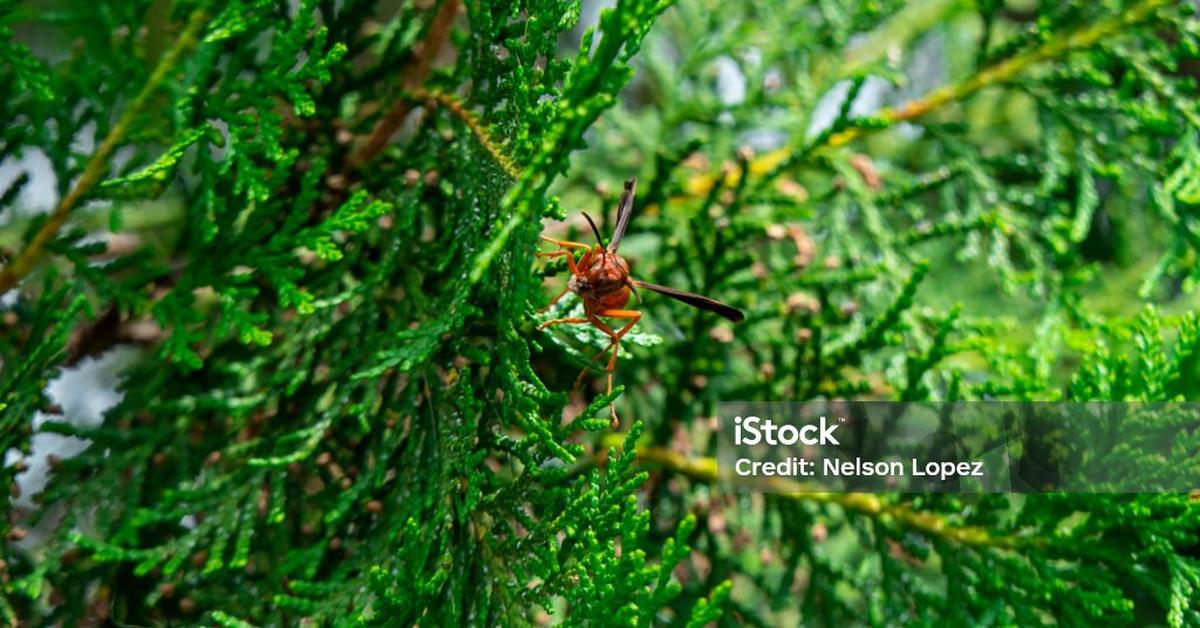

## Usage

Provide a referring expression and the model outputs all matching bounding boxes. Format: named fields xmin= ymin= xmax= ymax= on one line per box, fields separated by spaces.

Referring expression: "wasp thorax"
xmin=569 ymin=250 xmax=629 ymax=299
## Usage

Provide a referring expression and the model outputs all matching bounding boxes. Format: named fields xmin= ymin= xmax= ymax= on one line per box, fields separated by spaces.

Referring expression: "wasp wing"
xmin=608 ymin=178 xmax=637 ymax=252
xmin=633 ymin=280 xmax=744 ymax=322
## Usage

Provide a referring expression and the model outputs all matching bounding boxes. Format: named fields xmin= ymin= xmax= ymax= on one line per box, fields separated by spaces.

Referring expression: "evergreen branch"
xmin=0 ymin=9 xmax=209 ymax=294
xmin=827 ymin=0 xmax=1170 ymax=147
xmin=464 ymin=0 xmax=675 ymax=285
xmin=684 ymin=0 xmax=1172 ymax=197
xmin=630 ymin=444 xmax=1036 ymax=550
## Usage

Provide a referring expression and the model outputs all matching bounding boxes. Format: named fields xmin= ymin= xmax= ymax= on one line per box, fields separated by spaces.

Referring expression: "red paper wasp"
xmin=537 ymin=178 xmax=744 ymax=428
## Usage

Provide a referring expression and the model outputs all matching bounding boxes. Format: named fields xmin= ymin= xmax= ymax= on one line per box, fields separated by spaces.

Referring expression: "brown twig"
xmin=65 ymin=304 xmax=165 ymax=366
xmin=344 ymin=0 xmax=461 ymax=173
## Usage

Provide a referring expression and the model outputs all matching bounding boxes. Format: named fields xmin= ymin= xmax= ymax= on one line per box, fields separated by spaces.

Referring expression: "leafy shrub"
xmin=2 ymin=0 xmax=1200 ymax=625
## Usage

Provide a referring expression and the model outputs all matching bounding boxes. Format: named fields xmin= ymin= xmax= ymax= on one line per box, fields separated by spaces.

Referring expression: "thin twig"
xmin=827 ymin=0 xmax=1170 ymax=148
xmin=684 ymin=0 xmax=1172 ymax=197
xmin=0 ymin=9 xmax=210 ymax=294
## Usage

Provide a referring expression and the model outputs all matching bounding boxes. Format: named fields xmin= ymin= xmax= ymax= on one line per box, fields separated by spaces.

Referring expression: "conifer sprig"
xmin=2 ymin=0 xmax=1199 ymax=624
xmin=0 ymin=9 xmax=209 ymax=293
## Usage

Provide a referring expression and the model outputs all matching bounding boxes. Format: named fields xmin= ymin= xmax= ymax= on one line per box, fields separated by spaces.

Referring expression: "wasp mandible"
xmin=537 ymin=178 xmax=745 ymax=428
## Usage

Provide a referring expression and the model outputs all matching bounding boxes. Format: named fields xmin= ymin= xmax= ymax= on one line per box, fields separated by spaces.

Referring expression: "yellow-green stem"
xmin=622 ymin=442 xmax=1037 ymax=550
xmin=685 ymin=0 xmax=1172 ymax=197
xmin=0 ymin=9 xmax=209 ymax=293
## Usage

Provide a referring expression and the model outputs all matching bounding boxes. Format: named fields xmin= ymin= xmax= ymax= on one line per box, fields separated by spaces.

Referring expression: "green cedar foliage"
xmin=0 ymin=0 xmax=1199 ymax=625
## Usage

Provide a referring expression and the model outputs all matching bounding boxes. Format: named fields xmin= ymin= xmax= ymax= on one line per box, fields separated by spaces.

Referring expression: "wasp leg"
xmin=537 ymin=316 xmax=588 ymax=331
xmin=574 ymin=342 xmax=614 ymax=387
xmin=539 ymin=235 xmax=590 ymax=250
xmin=536 ymin=246 xmax=581 ymax=313
xmin=584 ymin=309 xmax=642 ymax=429
xmin=595 ymin=309 xmax=642 ymax=373
xmin=536 ymin=249 xmax=580 ymax=275
xmin=574 ymin=313 xmax=618 ymax=387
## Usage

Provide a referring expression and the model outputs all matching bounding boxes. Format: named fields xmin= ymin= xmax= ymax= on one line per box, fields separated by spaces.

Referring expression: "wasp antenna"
xmin=582 ymin=212 xmax=607 ymax=249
